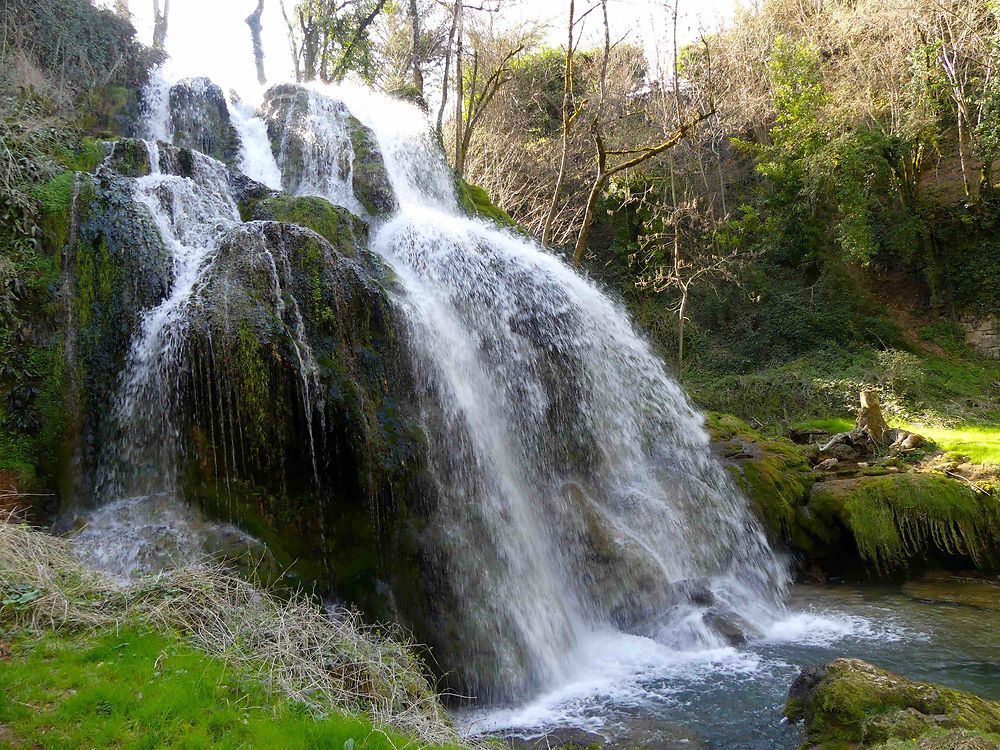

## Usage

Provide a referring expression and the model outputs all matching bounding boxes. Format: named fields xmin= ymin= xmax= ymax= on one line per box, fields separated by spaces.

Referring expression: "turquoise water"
xmin=460 ymin=582 xmax=1000 ymax=749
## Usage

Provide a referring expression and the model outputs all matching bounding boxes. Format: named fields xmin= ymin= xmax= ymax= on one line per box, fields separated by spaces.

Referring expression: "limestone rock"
xmin=168 ymin=77 xmax=241 ymax=166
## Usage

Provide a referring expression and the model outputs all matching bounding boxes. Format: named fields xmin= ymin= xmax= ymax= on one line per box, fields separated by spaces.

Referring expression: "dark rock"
xmin=168 ymin=77 xmax=241 ymax=166
xmin=665 ymin=577 xmax=716 ymax=607
xmin=702 ymin=606 xmax=755 ymax=646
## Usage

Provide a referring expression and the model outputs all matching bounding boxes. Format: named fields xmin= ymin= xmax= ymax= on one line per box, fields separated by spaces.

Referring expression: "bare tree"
xmin=454 ymin=31 xmax=525 ymax=178
xmin=542 ymin=0 xmax=583 ymax=247
xmin=573 ymin=0 xmax=713 ymax=265
xmin=247 ymin=0 xmax=267 ymax=85
xmin=152 ymin=0 xmax=169 ymax=50
xmin=435 ymin=0 xmax=461 ymax=143
xmin=637 ymin=198 xmax=754 ymax=372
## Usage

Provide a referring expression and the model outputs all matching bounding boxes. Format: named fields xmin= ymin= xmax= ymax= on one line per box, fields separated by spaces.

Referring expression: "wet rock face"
xmin=169 ymin=77 xmax=241 ymax=166
xmin=257 ymin=83 xmax=396 ymax=216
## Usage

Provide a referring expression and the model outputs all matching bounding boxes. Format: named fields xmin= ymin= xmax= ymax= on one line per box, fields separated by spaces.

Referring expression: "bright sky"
xmin=99 ymin=0 xmax=744 ymax=98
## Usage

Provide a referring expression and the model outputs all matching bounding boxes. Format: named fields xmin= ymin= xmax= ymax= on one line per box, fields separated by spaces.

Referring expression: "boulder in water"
xmin=702 ymin=606 xmax=756 ymax=646
xmin=786 ymin=658 xmax=1000 ymax=748
xmin=168 ymin=77 xmax=241 ymax=166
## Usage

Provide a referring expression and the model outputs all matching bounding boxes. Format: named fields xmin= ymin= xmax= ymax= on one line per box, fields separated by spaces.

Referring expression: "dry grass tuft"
xmin=0 ymin=514 xmax=458 ymax=745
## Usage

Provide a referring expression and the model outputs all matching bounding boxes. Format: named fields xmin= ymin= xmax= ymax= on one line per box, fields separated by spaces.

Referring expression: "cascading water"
xmin=74 ymin=138 xmax=254 ymax=574
xmin=281 ymin=84 xmax=789 ymax=698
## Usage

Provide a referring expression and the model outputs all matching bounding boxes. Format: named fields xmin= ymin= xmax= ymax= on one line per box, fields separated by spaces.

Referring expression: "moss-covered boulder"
xmin=786 ymin=658 xmax=1000 ymax=749
xmin=169 ymin=219 xmax=428 ymax=615
xmin=706 ymin=413 xmax=1000 ymax=577
xmin=248 ymin=194 xmax=367 ymax=253
xmin=810 ymin=473 xmax=1000 ymax=575
xmin=168 ymin=77 xmax=241 ymax=167
xmin=706 ymin=413 xmax=819 ymax=551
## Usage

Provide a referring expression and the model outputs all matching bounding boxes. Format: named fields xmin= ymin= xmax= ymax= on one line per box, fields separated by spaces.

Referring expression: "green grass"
xmin=793 ymin=417 xmax=855 ymax=434
xmin=0 ymin=628 xmax=459 ymax=750
xmin=900 ymin=424 xmax=1000 ymax=466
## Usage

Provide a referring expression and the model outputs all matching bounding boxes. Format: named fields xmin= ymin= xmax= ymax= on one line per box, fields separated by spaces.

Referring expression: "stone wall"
xmin=961 ymin=315 xmax=1000 ymax=358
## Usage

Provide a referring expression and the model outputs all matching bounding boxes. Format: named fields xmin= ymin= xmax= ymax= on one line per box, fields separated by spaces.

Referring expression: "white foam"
xmin=459 ymin=629 xmax=763 ymax=737
xmin=765 ymin=609 xmax=912 ymax=647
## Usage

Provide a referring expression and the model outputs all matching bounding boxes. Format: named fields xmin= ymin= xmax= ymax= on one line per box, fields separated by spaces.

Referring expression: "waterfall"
xmin=286 ymin=84 xmax=789 ymax=699
xmin=231 ymin=99 xmax=283 ymax=190
xmin=77 ymin=65 xmax=788 ymax=699
xmin=75 ymin=141 xmax=248 ymax=574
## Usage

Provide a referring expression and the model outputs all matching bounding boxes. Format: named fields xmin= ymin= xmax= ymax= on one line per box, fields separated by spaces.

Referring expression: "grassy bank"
xmin=0 ymin=628 xmax=459 ymax=750
xmin=0 ymin=518 xmax=460 ymax=749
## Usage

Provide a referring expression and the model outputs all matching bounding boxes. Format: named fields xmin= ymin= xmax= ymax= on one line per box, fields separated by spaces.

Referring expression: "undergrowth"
xmin=0 ymin=518 xmax=458 ymax=746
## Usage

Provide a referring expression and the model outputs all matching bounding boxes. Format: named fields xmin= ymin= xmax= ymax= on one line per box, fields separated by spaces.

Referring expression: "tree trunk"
xmin=856 ymin=390 xmax=888 ymax=444
xmin=409 ymin=0 xmax=424 ymax=94
xmin=573 ymin=170 xmax=606 ymax=264
xmin=246 ymin=0 xmax=267 ymax=85
xmin=453 ymin=0 xmax=465 ymax=176
xmin=152 ymin=0 xmax=169 ymax=49
xmin=541 ymin=0 xmax=575 ymax=247
xmin=677 ymin=289 xmax=688 ymax=374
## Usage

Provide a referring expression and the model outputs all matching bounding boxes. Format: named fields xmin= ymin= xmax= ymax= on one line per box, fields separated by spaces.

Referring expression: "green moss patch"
xmin=252 ymin=195 xmax=361 ymax=255
xmin=705 ymin=412 xmax=817 ymax=548
xmin=457 ymin=179 xmax=516 ymax=227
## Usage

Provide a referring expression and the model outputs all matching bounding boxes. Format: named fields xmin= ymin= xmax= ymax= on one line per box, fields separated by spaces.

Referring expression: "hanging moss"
xmin=811 ymin=473 xmax=1000 ymax=575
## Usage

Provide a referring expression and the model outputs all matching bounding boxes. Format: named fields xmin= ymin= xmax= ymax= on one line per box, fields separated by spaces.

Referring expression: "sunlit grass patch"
xmin=0 ymin=628 xmax=458 ymax=750
xmin=792 ymin=419 xmax=1000 ymax=466
xmin=901 ymin=424 xmax=1000 ymax=466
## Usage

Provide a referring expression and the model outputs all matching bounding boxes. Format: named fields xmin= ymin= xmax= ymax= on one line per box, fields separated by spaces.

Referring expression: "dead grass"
xmin=0 ymin=514 xmax=458 ymax=746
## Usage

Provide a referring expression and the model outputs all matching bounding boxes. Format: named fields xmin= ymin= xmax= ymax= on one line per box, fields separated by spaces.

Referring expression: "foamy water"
xmin=457 ymin=591 xmax=931 ymax=747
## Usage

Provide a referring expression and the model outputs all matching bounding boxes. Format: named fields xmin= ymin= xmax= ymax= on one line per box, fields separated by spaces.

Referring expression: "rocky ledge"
xmin=785 ymin=658 xmax=1000 ymax=749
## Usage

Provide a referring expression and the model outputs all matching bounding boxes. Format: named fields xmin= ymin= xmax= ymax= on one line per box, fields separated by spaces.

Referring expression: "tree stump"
xmin=856 ymin=390 xmax=888 ymax=444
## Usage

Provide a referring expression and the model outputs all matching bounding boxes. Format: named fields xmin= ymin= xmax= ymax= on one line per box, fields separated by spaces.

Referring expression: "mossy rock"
xmin=104 ymin=138 xmax=152 ymax=177
xmin=347 ymin=117 xmax=395 ymax=216
xmin=457 ymin=178 xmax=516 ymax=226
xmin=250 ymin=195 xmax=367 ymax=255
xmin=786 ymin=658 xmax=1000 ymax=748
xmin=810 ymin=473 xmax=1000 ymax=575
xmin=705 ymin=412 xmax=819 ymax=550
